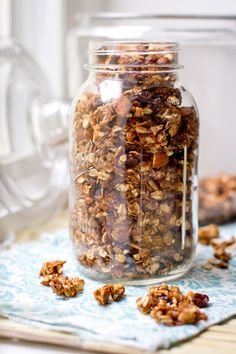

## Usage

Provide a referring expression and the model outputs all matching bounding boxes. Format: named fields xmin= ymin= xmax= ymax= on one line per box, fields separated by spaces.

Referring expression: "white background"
xmin=8 ymin=0 xmax=236 ymax=96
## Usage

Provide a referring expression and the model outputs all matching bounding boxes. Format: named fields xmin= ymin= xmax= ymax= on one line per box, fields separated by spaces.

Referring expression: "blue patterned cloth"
xmin=0 ymin=224 xmax=236 ymax=351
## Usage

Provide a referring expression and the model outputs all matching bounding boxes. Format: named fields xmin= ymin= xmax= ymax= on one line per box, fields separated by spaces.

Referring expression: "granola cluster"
xmin=40 ymin=260 xmax=85 ymax=297
xmin=136 ymin=283 xmax=208 ymax=326
xmin=198 ymin=224 xmax=236 ymax=269
xmin=199 ymin=173 xmax=236 ymax=224
xmin=93 ymin=284 xmax=125 ymax=305
xmin=198 ymin=224 xmax=220 ymax=245
xmin=71 ymin=42 xmax=199 ymax=280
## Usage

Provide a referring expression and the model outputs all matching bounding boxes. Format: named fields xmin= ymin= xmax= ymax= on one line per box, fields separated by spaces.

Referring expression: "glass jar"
xmin=70 ymin=41 xmax=199 ymax=284
xmin=0 ymin=38 xmax=69 ymax=239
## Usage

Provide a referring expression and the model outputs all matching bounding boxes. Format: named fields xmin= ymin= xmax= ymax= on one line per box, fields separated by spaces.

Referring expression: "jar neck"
xmin=87 ymin=41 xmax=182 ymax=70
xmin=86 ymin=41 xmax=182 ymax=87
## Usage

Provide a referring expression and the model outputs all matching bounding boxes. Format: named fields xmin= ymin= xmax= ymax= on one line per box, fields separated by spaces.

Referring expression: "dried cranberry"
xmin=133 ymin=91 xmax=153 ymax=105
xmin=150 ymin=97 xmax=163 ymax=112
xmin=192 ymin=293 xmax=209 ymax=308
xmin=126 ymin=154 xmax=140 ymax=168
xmin=129 ymin=117 xmax=137 ymax=125
xmin=145 ymin=56 xmax=157 ymax=65
xmin=159 ymin=295 xmax=170 ymax=302
xmin=131 ymin=60 xmax=144 ymax=66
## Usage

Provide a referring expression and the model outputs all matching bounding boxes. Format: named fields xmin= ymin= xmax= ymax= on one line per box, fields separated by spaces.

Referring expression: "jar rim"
xmin=84 ymin=63 xmax=183 ymax=73
xmin=86 ymin=41 xmax=182 ymax=73
xmin=88 ymin=41 xmax=180 ymax=55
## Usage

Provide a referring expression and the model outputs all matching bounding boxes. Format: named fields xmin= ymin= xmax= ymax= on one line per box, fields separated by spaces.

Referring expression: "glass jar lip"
xmin=88 ymin=41 xmax=180 ymax=55
xmin=75 ymin=12 xmax=236 ymax=21
xmin=84 ymin=63 xmax=183 ymax=73
xmin=86 ymin=41 xmax=182 ymax=72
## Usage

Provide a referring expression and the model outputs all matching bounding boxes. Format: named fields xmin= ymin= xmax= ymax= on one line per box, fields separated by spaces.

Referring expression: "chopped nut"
xmin=152 ymin=152 xmax=169 ymax=169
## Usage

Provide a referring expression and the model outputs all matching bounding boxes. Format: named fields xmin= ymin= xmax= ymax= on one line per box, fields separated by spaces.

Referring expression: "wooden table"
xmin=1 ymin=209 xmax=236 ymax=354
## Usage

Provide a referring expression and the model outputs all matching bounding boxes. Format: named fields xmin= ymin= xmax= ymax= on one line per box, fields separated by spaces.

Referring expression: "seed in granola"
xmin=115 ymin=253 xmax=126 ymax=263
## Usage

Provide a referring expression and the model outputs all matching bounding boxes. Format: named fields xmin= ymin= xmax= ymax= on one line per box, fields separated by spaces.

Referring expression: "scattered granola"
xmin=40 ymin=260 xmax=65 ymax=285
xmin=93 ymin=284 xmax=125 ymax=305
xmin=71 ymin=42 xmax=199 ymax=281
xmin=50 ymin=276 xmax=85 ymax=297
xmin=198 ymin=224 xmax=219 ymax=245
xmin=199 ymin=173 xmax=236 ymax=224
xmin=136 ymin=283 xmax=208 ymax=326
xmin=39 ymin=260 xmax=85 ymax=297
xmin=199 ymin=225 xmax=236 ymax=270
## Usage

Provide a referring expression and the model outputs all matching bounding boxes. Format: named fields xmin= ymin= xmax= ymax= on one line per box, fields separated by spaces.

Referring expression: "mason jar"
xmin=70 ymin=41 xmax=199 ymax=284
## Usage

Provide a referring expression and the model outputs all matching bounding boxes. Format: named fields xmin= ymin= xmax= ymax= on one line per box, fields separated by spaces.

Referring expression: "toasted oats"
xmin=137 ymin=283 xmax=209 ymax=326
xmin=94 ymin=284 xmax=125 ymax=305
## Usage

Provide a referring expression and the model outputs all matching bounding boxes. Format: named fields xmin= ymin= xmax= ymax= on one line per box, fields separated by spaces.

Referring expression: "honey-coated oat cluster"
xmin=199 ymin=173 xmax=236 ymax=224
xmin=136 ymin=283 xmax=208 ymax=326
xmin=71 ymin=42 xmax=199 ymax=280
xmin=40 ymin=260 xmax=85 ymax=297
xmin=93 ymin=284 xmax=125 ymax=305
xmin=198 ymin=224 xmax=236 ymax=269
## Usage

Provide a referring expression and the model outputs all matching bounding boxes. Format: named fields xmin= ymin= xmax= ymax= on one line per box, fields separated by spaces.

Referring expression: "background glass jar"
xmin=70 ymin=41 xmax=199 ymax=284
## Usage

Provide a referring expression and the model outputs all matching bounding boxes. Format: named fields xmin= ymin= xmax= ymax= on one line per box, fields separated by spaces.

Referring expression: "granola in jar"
xmin=70 ymin=42 xmax=199 ymax=284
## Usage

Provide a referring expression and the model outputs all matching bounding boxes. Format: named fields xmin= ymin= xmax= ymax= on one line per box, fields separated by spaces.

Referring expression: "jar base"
xmin=76 ymin=262 xmax=193 ymax=286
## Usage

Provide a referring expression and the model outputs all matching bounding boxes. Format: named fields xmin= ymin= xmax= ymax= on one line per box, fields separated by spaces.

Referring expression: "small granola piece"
xmin=199 ymin=173 xmax=236 ymax=225
xmin=40 ymin=260 xmax=66 ymax=286
xmin=201 ymin=230 xmax=236 ymax=270
xmin=203 ymin=261 xmax=213 ymax=270
xmin=111 ymin=284 xmax=125 ymax=301
xmin=40 ymin=260 xmax=65 ymax=277
xmin=93 ymin=284 xmax=113 ymax=305
xmin=50 ymin=276 xmax=85 ymax=297
xmin=198 ymin=224 xmax=219 ymax=245
xmin=94 ymin=284 xmax=125 ymax=305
